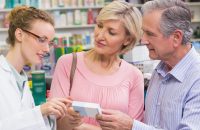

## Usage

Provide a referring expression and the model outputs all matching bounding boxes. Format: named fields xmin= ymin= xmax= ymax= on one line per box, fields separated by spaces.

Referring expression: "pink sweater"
xmin=50 ymin=52 xmax=144 ymax=125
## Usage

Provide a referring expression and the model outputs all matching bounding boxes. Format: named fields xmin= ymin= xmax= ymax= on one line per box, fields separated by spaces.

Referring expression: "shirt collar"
xmin=156 ymin=46 xmax=198 ymax=82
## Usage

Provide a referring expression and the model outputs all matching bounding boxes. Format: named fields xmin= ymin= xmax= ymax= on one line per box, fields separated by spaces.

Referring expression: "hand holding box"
xmin=72 ymin=101 xmax=102 ymax=118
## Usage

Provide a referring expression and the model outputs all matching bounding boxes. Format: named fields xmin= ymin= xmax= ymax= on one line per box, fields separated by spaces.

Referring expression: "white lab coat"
xmin=0 ymin=55 xmax=52 ymax=130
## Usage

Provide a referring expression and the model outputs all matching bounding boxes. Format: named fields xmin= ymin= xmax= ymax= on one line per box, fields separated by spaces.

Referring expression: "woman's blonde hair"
xmin=96 ymin=0 xmax=142 ymax=54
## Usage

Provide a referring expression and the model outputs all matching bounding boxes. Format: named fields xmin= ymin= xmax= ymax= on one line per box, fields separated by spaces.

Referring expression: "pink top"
xmin=50 ymin=52 xmax=144 ymax=125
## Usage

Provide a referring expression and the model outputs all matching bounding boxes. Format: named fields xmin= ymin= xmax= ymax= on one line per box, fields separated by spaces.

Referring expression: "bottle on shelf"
xmin=87 ymin=9 xmax=94 ymax=24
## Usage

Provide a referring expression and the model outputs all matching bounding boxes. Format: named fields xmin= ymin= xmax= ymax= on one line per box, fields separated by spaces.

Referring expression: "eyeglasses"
xmin=21 ymin=28 xmax=55 ymax=47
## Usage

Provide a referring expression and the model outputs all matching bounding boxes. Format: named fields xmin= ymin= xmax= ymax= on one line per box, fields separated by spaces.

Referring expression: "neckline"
xmin=77 ymin=52 xmax=126 ymax=86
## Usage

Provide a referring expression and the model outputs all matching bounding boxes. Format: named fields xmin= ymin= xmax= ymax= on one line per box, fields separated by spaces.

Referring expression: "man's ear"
xmin=172 ymin=29 xmax=183 ymax=47
xmin=15 ymin=28 xmax=23 ymax=42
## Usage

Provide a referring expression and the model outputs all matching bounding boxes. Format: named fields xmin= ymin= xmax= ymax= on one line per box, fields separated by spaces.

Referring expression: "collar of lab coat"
xmin=0 ymin=55 xmax=12 ymax=73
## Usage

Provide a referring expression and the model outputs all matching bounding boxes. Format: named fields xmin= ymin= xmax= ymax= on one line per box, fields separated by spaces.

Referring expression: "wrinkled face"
xmin=94 ymin=19 xmax=130 ymax=56
xmin=141 ymin=11 xmax=175 ymax=61
xmin=19 ymin=20 xmax=55 ymax=65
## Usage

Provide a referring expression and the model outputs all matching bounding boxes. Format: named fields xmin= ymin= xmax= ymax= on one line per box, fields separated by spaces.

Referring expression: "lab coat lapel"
xmin=0 ymin=55 xmax=26 ymax=104
xmin=21 ymin=81 xmax=35 ymax=109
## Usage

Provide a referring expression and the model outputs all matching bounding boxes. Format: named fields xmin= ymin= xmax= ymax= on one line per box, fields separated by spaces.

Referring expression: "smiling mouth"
xmin=96 ymin=42 xmax=106 ymax=47
xmin=37 ymin=53 xmax=44 ymax=60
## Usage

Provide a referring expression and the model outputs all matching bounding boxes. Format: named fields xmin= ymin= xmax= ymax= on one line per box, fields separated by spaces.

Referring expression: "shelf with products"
xmin=55 ymin=24 xmax=96 ymax=29
xmin=0 ymin=8 xmax=99 ymax=29
xmin=44 ymin=6 xmax=104 ymax=11
xmin=192 ymin=19 xmax=200 ymax=23
xmin=0 ymin=4 xmax=104 ymax=13
xmin=0 ymin=0 xmax=107 ymax=31
xmin=0 ymin=24 xmax=96 ymax=32
xmin=187 ymin=2 xmax=200 ymax=6
xmin=188 ymin=2 xmax=200 ymax=25
xmin=3 ymin=0 xmax=110 ymax=9
xmin=191 ymin=38 xmax=200 ymax=42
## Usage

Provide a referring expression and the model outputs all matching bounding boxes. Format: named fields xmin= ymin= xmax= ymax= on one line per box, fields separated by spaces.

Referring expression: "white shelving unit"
xmin=0 ymin=5 xmax=101 ymax=43
xmin=187 ymin=2 xmax=200 ymax=6
xmin=45 ymin=6 xmax=104 ymax=11
xmin=55 ymin=24 xmax=95 ymax=29
xmin=192 ymin=19 xmax=200 ymax=23
xmin=191 ymin=38 xmax=200 ymax=42
xmin=0 ymin=24 xmax=96 ymax=32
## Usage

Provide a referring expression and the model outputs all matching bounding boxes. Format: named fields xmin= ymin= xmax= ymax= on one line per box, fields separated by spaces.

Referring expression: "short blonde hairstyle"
xmin=96 ymin=0 xmax=142 ymax=54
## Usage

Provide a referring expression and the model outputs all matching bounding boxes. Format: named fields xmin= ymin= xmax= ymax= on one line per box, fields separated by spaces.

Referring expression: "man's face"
xmin=141 ymin=11 xmax=175 ymax=61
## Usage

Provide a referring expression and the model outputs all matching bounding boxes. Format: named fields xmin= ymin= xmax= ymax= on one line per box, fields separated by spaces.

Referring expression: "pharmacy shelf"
xmin=45 ymin=6 xmax=103 ymax=11
xmin=0 ymin=24 xmax=96 ymax=32
xmin=0 ymin=28 xmax=8 ymax=32
xmin=191 ymin=38 xmax=200 ymax=42
xmin=55 ymin=24 xmax=95 ymax=29
xmin=187 ymin=2 xmax=200 ymax=6
xmin=132 ymin=2 xmax=200 ymax=8
xmin=132 ymin=4 xmax=142 ymax=8
xmin=0 ymin=6 xmax=103 ymax=13
xmin=0 ymin=8 xmax=11 ymax=13
xmin=192 ymin=19 xmax=200 ymax=23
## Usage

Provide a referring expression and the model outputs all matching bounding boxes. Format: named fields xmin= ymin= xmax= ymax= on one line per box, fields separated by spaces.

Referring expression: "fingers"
xmin=68 ymin=116 xmax=82 ymax=125
xmin=99 ymin=121 xmax=114 ymax=130
xmin=48 ymin=106 xmax=63 ymax=118
xmin=41 ymin=97 xmax=71 ymax=118
xmin=66 ymin=107 xmax=83 ymax=125
xmin=60 ymin=98 xmax=72 ymax=107
xmin=68 ymin=107 xmax=82 ymax=116
xmin=50 ymin=99 xmax=68 ymax=116
xmin=101 ymin=126 xmax=113 ymax=130
xmin=96 ymin=114 xmax=114 ymax=122
xmin=49 ymin=97 xmax=72 ymax=107
xmin=101 ymin=109 xmax=117 ymax=115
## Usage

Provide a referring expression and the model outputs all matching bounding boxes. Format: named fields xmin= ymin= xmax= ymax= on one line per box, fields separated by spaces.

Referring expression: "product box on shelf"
xmin=31 ymin=70 xmax=46 ymax=105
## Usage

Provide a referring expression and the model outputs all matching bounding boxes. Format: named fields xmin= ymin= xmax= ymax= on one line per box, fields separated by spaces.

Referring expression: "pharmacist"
xmin=0 ymin=6 xmax=75 ymax=130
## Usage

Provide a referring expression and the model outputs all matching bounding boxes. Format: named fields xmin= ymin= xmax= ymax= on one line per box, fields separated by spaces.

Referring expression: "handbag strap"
xmin=69 ymin=52 xmax=77 ymax=95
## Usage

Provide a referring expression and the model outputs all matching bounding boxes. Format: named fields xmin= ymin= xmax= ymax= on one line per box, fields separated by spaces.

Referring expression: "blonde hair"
xmin=6 ymin=5 xmax=54 ymax=46
xmin=96 ymin=0 xmax=142 ymax=54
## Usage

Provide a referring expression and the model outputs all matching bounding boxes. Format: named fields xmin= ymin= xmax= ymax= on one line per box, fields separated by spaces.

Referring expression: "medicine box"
xmin=72 ymin=101 xmax=102 ymax=118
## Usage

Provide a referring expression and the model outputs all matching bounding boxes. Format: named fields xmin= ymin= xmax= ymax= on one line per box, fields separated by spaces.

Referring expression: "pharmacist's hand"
xmin=40 ymin=98 xmax=72 ymax=119
xmin=96 ymin=109 xmax=133 ymax=130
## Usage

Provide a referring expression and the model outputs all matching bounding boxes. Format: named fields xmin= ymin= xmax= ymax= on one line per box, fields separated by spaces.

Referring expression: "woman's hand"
xmin=73 ymin=123 xmax=102 ymax=130
xmin=57 ymin=107 xmax=83 ymax=130
xmin=40 ymin=98 xmax=71 ymax=119
xmin=66 ymin=107 xmax=83 ymax=127
xmin=96 ymin=109 xmax=133 ymax=130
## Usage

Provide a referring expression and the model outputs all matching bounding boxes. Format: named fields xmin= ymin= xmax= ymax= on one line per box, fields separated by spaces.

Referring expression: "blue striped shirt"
xmin=133 ymin=47 xmax=200 ymax=130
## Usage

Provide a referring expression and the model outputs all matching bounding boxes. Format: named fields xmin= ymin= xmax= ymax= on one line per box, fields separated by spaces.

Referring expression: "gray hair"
xmin=141 ymin=0 xmax=193 ymax=44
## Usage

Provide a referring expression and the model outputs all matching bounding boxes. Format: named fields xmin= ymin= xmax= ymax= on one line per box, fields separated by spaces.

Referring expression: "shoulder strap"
xmin=69 ymin=52 xmax=77 ymax=95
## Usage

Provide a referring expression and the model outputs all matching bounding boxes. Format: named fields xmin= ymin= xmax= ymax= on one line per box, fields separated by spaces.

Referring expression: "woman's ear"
xmin=123 ymin=36 xmax=132 ymax=46
xmin=15 ymin=28 xmax=23 ymax=42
